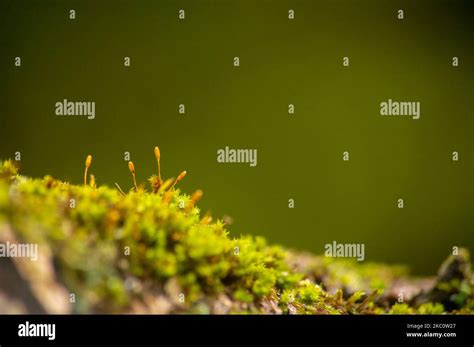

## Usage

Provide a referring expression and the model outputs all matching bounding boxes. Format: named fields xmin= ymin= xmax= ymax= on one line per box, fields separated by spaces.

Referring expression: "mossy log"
xmin=0 ymin=159 xmax=472 ymax=314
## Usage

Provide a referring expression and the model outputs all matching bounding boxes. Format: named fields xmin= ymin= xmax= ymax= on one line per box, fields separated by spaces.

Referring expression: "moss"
xmin=417 ymin=303 xmax=445 ymax=315
xmin=0 ymin=157 xmax=472 ymax=314
xmin=389 ymin=303 xmax=445 ymax=315
xmin=389 ymin=303 xmax=415 ymax=314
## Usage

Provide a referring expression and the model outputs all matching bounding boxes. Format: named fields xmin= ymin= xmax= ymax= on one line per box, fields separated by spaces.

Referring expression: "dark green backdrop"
xmin=0 ymin=0 xmax=472 ymax=274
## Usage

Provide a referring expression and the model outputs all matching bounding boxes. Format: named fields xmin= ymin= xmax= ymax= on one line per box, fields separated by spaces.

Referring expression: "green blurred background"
xmin=0 ymin=0 xmax=472 ymax=274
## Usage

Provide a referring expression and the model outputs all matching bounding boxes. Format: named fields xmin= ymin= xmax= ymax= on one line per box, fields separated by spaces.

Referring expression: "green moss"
xmin=389 ymin=303 xmax=415 ymax=314
xmin=389 ymin=303 xmax=445 ymax=315
xmin=417 ymin=303 xmax=445 ymax=315
xmin=0 ymin=158 xmax=472 ymax=315
xmin=233 ymin=288 xmax=254 ymax=303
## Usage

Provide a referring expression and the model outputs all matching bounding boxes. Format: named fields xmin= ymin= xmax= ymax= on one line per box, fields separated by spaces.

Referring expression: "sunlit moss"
xmin=389 ymin=303 xmax=415 ymax=314
xmin=0 ymin=157 xmax=472 ymax=314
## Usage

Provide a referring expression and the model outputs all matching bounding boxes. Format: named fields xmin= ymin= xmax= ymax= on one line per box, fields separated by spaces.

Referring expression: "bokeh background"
xmin=0 ymin=0 xmax=472 ymax=274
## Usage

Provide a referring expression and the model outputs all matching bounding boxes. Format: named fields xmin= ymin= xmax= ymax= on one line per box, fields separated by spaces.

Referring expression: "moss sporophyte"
xmin=0 ymin=148 xmax=472 ymax=314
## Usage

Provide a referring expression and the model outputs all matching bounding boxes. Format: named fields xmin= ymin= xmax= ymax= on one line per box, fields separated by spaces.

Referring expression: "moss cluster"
xmin=0 ymin=158 xmax=472 ymax=314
